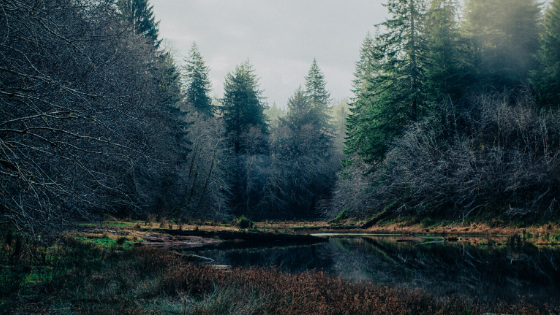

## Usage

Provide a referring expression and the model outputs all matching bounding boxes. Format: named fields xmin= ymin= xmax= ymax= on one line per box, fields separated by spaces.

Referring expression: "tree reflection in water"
xmin=184 ymin=235 xmax=560 ymax=307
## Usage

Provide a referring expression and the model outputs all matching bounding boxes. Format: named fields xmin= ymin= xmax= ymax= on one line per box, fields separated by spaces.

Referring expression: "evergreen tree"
xmin=344 ymin=33 xmax=385 ymax=162
xmin=345 ymin=0 xmax=428 ymax=163
xmin=221 ymin=61 xmax=268 ymax=153
xmin=423 ymin=0 xmax=472 ymax=102
xmin=156 ymin=52 xmax=183 ymax=109
xmin=462 ymin=0 xmax=541 ymax=88
xmin=304 ymin=59 xmax=332 ymax=133
xmin=531 ymin=0 xmax=560 ymax=105
xmin=183 ymin=43 xmax=214 ymax=116
xmin=283 ymin=87 xmax=312 ymax=131
xmin=352 ymin=33 xmax=379 ymax=94
xmin=117 ymin=0 xmax=161 ymax=48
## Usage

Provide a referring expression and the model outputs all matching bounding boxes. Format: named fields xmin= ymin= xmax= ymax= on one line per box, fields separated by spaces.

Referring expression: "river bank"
xmin=2 ymin=232 xmax=556 ymax=314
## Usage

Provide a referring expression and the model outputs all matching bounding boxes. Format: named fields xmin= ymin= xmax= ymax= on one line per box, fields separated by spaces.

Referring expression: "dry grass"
xmin=2 ymin=232 xmax=558 ymax=314
xmin=363 ymin=221 xmax=560 ymax=236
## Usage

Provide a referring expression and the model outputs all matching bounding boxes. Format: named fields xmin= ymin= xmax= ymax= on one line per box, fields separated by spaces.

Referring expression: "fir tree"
xmin=221 ymin=61 xmax=268 ymax=153
xmin=531 ymin=0 xmax=560 ymax=106
xmin=304 ymin=59 xmax=332 ymax=133
xmin=463 ymin=0 xmax=541 ymax=88
xmin=345 ymin=33 xmax=385 ymax=163
xmin=183 ymin=43 xmax=213 ymax=116
xmin=345 ymin=0 xmax=428 ymax=163
xmin=423 ymin=0 xmax=471 ymax=102
xmin=283 ymin=87 xmax=312 ymax=131
xmin=117 ymin=0 xmax=161 ymax=48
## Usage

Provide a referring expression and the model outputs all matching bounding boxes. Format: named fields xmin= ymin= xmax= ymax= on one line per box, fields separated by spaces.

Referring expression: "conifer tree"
xmin=117 ymin=0 xmax=161 ymax=48
xmin=423 ymin=0 xmax=471 ymax=102
xmin=183 ymin=43 xmax=214 ymax=116
xmin=344 ymin=33 xmax=384 ymax=162
xmin=345 ymin=0 xmax=428 ymax=163
xmin=531 ymin=0 xmax=560 ymax=105
xmin=304 ymin=59 xmax=332 ymax=133
xmin=221 ymin=61 xmax=268 ymax=153
xmin=283 ymin=87 xmax=312 ymax=130
xmin=462 ymin=0 xmax=541 ymax=88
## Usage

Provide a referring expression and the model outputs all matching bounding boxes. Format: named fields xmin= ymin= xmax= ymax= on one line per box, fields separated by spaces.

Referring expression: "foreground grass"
xmin=1 ymin=232 xmax=558 ymax=314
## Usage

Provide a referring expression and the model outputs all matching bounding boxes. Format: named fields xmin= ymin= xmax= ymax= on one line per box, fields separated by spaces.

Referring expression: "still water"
xmin=182 ymin=234 xmax=560 ymax=307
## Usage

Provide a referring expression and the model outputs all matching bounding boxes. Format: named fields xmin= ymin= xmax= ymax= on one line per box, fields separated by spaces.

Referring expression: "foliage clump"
xmin=235 ymin=215 xmax=254 ymax=229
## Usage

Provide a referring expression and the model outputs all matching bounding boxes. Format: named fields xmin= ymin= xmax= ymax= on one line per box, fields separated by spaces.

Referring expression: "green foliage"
xmin=423 ymin=0 xmax=472 ymax=102
xmin=264 ymin=102 xmax=286 ymax=127
xmin=117 ymin=0 xmax=161 ymax=48
xmin=283 ymin=86 xmax=313 ymax=130
xmin=304 ymin=59 xmax=333 ymax=134
xmin=531 ymin=0 xmax=560 ymax=106
xmin=330 ymin=209 xmax=349 ymax=224
xmin=76 ymin=235 xmax=135 ymax=250
xmin=183 ymin=43 xmax=214 ymax=116
xmin=345 ymin=0 xmax=430 ymax=163
xmin=221 ymin=61 xmax=268 ymax=153
xmin=421 ymin=217 xmax=434 ymax=227
xmin=462 ymin=0 xmax=541 ymax=88
xmin=235 ymin=215 xmax=254 ymax=229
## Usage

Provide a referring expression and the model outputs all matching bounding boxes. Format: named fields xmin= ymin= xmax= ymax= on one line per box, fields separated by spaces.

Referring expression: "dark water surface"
xmin=181 ymin=234 xmax=560 ymax=307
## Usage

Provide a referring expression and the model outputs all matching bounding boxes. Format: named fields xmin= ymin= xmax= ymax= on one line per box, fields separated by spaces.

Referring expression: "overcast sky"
xmin=150 ymin=0 xmax=388 ymax=108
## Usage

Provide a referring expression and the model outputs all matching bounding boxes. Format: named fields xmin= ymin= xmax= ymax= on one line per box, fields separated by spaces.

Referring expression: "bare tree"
xmin=328 ymin=90 xmax=560 ymax=220
xmin=176 ymin=110 xmax=230 ymax=219
xmin=0 ymin=0 xmax=186 ymax=238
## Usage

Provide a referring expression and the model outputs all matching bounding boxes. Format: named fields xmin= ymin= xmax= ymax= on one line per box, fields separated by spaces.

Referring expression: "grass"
xmin=1 ymin=227 xmax=559 ymax=314
xmin=75 ymin=235 xmax=136 ymax=250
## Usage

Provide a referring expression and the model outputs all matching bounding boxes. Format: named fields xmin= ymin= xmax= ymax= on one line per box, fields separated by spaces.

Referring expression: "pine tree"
xmin=283 ymin=87 xmax=312 ymax=130
xmin=304 ymin=59 xmax=332 ymax=133
xmin=117 ymin=0 xmax=161 ymax=48
xmin=531 ymin=0 xmax=560 ymax=106
xmin=183 ymin=43 xmax=213 ymax=116
xmin=423 ymin=0 xmax=471 ymax=102
xmin=221 ymin=61 xmax=268 ymax=153
xmin=352 ymin=33 xmax=379 ymax=94
xmin=345 ymin=0 xmax=428 ymax=163
xmin=344 ymin=33 xmax=384 ymax=162
xmin=463 ymin=0 xmax=541 ymax=88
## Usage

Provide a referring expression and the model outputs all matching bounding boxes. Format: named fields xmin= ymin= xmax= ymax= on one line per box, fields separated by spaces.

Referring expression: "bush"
xmin=235 ymin=216 xmax=253 ymax=229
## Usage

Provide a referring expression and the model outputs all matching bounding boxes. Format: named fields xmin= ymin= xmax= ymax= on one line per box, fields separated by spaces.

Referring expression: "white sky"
xmin=151 ymin=0 xmax=388 ymax=108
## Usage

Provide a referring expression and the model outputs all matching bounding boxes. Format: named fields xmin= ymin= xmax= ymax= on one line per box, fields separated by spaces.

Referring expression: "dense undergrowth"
xmin=1 ymin=228 xmax=558 ymax=314
xmin=329 ymin=91 xmax=560 ymax=225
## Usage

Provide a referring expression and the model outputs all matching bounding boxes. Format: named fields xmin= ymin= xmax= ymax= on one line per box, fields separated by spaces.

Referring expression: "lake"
xmin=180 ymin=233 xmax=560 ymax=307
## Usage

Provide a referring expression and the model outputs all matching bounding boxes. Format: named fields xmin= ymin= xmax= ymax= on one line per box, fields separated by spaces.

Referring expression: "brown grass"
xmin=363 ymin=221 xmax=560 ymax=236
xmin=2 ymin=234 xmax=558 ymax=315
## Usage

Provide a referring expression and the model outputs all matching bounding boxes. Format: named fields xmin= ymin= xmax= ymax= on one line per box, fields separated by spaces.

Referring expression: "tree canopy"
xmin=183 ymin=43 xmax=214 ymax=116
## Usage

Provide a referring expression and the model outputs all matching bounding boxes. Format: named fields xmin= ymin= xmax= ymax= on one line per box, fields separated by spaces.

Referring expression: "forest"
xmin=2 ymin=0 xmax=560 ymax=241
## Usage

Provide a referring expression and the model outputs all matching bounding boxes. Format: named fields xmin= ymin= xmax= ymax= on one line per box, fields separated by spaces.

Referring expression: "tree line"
xmin=3 ymin=0 xmax=559 ymax=238
xmin=0 ymin=0 xmax=346 ymax=238
xmin=327 ymin=0 xmax=560 ymax=222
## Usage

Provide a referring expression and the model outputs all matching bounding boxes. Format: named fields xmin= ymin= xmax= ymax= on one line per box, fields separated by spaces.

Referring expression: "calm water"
xmin=181 ymin=234 xmax=560 ymax=307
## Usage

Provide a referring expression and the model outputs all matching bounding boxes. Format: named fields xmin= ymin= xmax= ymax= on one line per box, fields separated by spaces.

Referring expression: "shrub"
xmin=329 ymin=91 xmax=560 ymax=222
xmin=236 ymin=216 xmax=253 ymax=229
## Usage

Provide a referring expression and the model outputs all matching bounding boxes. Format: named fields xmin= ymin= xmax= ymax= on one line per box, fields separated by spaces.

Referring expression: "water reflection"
xmin=182 ymin=235 xmax=560 ymax=307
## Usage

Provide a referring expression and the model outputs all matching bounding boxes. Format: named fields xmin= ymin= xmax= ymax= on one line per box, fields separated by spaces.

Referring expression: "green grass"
xmin=75 ymin=235 xmax=136 ymax=250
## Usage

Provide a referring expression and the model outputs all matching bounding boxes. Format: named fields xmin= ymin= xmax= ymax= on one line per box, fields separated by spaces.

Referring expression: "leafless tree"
xmin=175 ymin=110 xmax=230 ymax=219
xmin=0 ymin=0 xmax=186 ymax=238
